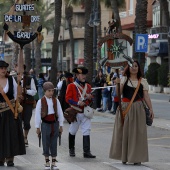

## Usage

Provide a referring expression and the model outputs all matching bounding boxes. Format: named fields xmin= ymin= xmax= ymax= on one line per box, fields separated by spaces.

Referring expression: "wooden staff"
xmin=14 ymin=49 xmax=24 ymax=119
xmin=115 ymin=68 xmax=124 ymax=126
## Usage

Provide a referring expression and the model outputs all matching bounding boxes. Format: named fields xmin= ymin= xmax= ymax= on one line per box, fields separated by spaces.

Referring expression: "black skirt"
xmin=0 ymin=109 xmax=26 ymax=159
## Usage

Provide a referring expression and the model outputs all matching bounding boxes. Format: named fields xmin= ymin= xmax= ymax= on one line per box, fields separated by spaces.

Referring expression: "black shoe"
xmin=0 ymin=161 xmax=4 ymax=166
xmin=134 ymin=162 xmax=141 ymax=165
xmin=84 ymin=152 xmax=96 ymax=158
xmin=122 ymin=162 xmax=126 ymax=164
xmin=7 ymin=161 xmax=14 ymax=166
xmin=69 ymin=148 xmax=75 ymax=157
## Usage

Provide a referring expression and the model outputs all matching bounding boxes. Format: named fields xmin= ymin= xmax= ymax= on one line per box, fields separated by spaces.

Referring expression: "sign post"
xmin=135 ymin=34 xmax=148 ymax=52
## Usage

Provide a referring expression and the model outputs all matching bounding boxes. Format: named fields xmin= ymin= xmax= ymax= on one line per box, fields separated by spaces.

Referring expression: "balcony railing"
xmin=119 ymin=10 xmax=134 ymax=18
xmin=119 ymin=12 xmax=127 ymax=18
xmin=128 ymin=9 xmax=133 ymax=16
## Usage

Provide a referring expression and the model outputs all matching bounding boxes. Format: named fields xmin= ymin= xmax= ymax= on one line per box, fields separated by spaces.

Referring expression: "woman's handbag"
xmin=129 ymin=79 xmax=153 ymax=126
xmin=144 ymin=105 xmax=153 ymax=126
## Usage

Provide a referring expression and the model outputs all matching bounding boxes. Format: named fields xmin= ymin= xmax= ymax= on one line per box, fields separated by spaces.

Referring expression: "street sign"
xmin=0 ymin=53 xmax=4 ymax=60
xmin=135 ymin=34 xmax=148 ymax=52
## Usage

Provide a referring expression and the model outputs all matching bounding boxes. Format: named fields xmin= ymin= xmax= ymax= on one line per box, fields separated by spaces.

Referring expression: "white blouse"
xmin=3 ymin=77 xmax=17 ymax=99
xmin=120 ymin=76 xmax=149 ymax=91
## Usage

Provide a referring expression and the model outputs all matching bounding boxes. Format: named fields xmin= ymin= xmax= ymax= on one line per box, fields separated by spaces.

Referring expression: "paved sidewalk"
xmin=95 ymin=110 xmax=170 ymax=130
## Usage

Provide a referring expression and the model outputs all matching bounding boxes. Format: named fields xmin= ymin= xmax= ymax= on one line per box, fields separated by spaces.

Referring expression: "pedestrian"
xmin=65 ymin=66 xmax=96 ymax=158
xmin=101 ymin=82 xmax=110 ymax=112
xmin=37 ymin=73 xmax=46 ymax=99
xmin=93 ymin=69 xmax=105 ymax=111
xmin=21 ymin=65 xmax=37 ymax=146
xmin=109 ymin=61 xmax=154 ymax=165
xmin=58 ymin=72 xmax=73 ymax=112
xmin=35 ymin=82 xmax=64 ymax=170
xmin=111 ymin=76 xmax=119 ymax=114
xmin=0 ymin=60 xmax=26 ymax=167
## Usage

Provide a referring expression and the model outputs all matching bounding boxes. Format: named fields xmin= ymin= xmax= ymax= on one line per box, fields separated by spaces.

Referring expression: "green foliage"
xmin=158 ymin=63 xmax=169 ymax=86
xmin=145 ymin=63 xmax=160 ymax=85
xmin=168 ymin=72 xmax=170 ymax=87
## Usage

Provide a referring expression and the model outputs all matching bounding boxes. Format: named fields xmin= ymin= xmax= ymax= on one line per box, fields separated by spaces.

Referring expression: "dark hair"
xmin=39 ymin=73 xmax=45 ymax=80
xmin=123 ymin=60 xmax=142 ymax=79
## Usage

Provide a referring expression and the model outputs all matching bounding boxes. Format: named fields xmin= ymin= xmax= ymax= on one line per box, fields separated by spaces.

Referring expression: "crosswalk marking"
xmin=103 ymin=162 xmax=153 ymax=170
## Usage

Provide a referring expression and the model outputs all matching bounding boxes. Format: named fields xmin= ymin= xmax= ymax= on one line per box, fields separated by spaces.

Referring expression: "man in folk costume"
xmin=58 ymin=72 xmax=73 ymax=112
xmin=21 ymin=65 xmax=37 ymax=146
xmin=65 ymin=66 xmax=96 ymax=158
xmin=35 ymin=82 xmax=64 ymax=169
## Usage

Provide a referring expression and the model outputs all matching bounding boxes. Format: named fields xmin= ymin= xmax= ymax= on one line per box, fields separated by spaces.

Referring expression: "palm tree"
xmin=34 ymin=1 xmax=54 ymax=76
xmin=83 ymin=0 xmax=94 ymax=84
xmin=159 ymin=0 xmax=170 ymax=72
xmin=65 ymin=3 xmax=75 ymax=71
xmin=133 ymin=0 xmax=148 ymax=75
xmin=50 ymin=0 xmax=62 ymax=86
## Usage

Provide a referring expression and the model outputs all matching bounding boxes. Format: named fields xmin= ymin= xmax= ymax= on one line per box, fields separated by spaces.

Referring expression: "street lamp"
xmin=88 ymin=0 xmax=100 ymax=80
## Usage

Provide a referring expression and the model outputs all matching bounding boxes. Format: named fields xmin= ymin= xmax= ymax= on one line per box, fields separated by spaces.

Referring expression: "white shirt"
xmin=3 ymin=77 xmax=17 ymax=99
xmin=35 ymin=96 xmax=64 ymax=128
xmin=21 ymin=77 xmax=37 ymax=96
xmin=57 ymin=80 xmax=63 ymax=90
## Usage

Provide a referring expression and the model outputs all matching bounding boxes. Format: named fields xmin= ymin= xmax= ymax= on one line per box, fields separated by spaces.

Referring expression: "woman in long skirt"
xmin=0 ymin=60 xmax=26 ymax=167
xmin=109 ymin=61 xmax=154 ymax=165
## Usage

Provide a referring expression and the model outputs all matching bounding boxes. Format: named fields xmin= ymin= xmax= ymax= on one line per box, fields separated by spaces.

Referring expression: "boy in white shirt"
xmin=35 ymin=82 xmax=64 ymax=170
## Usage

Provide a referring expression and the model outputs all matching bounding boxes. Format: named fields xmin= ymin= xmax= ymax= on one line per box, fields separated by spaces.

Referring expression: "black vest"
xmin=23 ymin=75 xmax=34 ymax=103
xmin=123 ymin=79 xmax=143 ymax=102
xmin=0 ymin=76 xmax=14 ymax=102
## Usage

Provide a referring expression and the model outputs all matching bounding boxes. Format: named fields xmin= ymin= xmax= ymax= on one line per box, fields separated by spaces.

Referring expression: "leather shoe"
xmin=7 ymin=161 xmax=14 ymax=166
xmin=134 ymin=162 xmax=141 ymax=165
xmin=69 ymin=148 xmax=75 ymax=157
xmin=84 ymin=152 xmax=96 ymax=158
xmin=0 ymin=161 xmax=4 ymax=166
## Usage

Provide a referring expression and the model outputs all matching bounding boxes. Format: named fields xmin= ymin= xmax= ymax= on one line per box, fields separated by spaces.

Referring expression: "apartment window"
xmin=72 ymin=13 xmax=85 ymax=28
xmin=129 ymin=0 xmax=133 ymax=16
xmin=153 ymin=6 xmax=160 ymax=27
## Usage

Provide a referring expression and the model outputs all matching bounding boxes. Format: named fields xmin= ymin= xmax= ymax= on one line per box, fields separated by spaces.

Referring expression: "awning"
xmin=148 ymin=42 xmax=168 ymax=57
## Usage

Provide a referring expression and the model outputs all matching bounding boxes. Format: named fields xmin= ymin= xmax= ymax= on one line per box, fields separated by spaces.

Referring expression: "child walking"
xmin=35 ymin=82 xmax=64 ymax=170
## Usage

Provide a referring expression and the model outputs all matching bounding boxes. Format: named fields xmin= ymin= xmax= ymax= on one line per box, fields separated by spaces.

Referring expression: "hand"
xmin=86 ymin=94 xmax=93 ymax=100
xmin=3 ymin=23 xmax=8 ymax=31
xmin=59 ymin=126 xmax=63 ymax=134
xmin=116 ymin=78 xmax=120 ymax=84
xmin=36 ymin=128 xmax=41 ymax=137
xmin=78 ymin=101 xmax=86 ymax=106
xmin=150 ymin=110 xmax=154 ymax=120
xmin=17 ymin=75 xmax=22 ymax=82
xmin=22 ymin=88 xmax=27 ymax=94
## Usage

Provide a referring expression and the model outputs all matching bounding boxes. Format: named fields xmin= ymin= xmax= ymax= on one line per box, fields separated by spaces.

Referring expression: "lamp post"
xmin=88 ymin=0 xmax=100 ymax=80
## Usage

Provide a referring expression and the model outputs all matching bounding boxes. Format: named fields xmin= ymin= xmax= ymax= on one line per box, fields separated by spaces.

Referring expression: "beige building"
xmin=42 ymin=0 xmax=112 ymax=71
xmin=119 ymin=0 xmax=152 ymax=58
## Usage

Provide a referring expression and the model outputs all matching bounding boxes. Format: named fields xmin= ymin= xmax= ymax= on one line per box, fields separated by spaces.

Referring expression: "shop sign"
xmin=148 ymin=34 xmax=159 ymax=39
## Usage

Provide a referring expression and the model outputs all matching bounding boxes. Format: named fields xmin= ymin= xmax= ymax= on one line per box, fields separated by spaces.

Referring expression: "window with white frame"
xmin=129 ymin=0 xmax=133 ymax=16
xmin=153 ymin=5 xmax=160 ymax=27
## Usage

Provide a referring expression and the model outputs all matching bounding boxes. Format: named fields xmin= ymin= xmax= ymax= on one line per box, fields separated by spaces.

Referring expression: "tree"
xmin=65 ymin=3 xmax=75 ymax=71
xmin=34 ymin=1 xmax=54 ymax=76
xmin=84 ymin=0 xmax=93 ymax=84
xmin=133 ymin=0 xmax=148 ymax=75
xmin=50 ymin=0 xmax=62 ymax=86
xmin=159 ymin=0 xmax=170 ymax=72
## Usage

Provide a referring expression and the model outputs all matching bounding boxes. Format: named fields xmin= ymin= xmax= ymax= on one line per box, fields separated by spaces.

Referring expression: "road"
xmin=0 ymin=92 xmax=170 ymax=170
